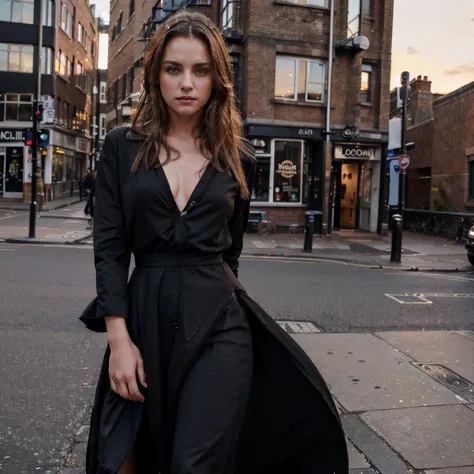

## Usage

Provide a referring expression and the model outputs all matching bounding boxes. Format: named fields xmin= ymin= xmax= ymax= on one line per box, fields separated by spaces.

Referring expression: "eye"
xmin=195 ymin=67 xmax=208 ymax=75
xmin=166 ymin=67 xmax=179 ymax=74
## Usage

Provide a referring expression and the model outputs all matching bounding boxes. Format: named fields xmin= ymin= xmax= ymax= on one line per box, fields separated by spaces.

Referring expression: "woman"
xmin=80 ymin=10 xmax=348 ymax=474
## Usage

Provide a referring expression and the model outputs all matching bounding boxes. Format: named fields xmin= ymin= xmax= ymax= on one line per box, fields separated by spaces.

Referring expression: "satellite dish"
xmin=353 ymin=36 xmax=370 ymax=51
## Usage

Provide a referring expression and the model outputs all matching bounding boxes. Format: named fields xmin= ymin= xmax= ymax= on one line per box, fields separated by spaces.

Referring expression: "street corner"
xmin=5 ymin=230 xmax=92 ymax=246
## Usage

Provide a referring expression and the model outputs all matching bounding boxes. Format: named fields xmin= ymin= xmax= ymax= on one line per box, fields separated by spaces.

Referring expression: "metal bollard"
xmin=303 ymin=213 xmax=315 ymax=253
xmin=390 ymin=214 xmax=403 ymax=263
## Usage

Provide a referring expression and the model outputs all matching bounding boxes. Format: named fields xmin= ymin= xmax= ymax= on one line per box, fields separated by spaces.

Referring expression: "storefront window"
xmin=273 ymin=141 xmax=303 ymax=203
xmin=0 ymin=93 xmax=33 ymax=121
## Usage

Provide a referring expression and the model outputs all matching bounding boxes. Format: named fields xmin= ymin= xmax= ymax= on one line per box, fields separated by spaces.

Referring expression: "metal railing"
xmin=403 ymin=208 xmax=474 ymax=242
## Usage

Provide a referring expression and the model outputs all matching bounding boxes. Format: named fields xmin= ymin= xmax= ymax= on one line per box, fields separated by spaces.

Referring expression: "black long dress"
xmin=80 ymin=126 xmax=349 ymax=474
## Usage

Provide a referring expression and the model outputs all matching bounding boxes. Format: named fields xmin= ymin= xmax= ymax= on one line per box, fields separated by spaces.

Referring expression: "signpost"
xmin=398 ymin=154 xmax=410 ymax=173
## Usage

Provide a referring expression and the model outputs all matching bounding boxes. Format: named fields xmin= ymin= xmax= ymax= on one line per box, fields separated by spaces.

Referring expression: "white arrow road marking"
xmin=386 ymin=293 xmax=474 ymax=304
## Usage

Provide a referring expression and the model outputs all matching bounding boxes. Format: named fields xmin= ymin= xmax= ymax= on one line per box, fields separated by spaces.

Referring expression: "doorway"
xmin=4 ymin=146 xmax=24 ymax=197
xmin=0 ymin=150 xmax=4 ymax=197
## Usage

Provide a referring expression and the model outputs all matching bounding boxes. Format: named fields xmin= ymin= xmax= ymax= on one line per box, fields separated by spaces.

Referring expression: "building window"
xmin=117 ymin=12 xmax=123 ymax=35
xmin=361 ymin=63 xmax=372 ymax=103
xmin=281 ymin=0 xmax=327 ymax=6
xmin=361 ymin=0 xmax=371 ymax=16
xmin=113 ymin=79 xmax=119 ymax=106
xmin=99 ymin=81 xmax=107 ymax=103
xmin=275 ymin=56 xmax=325 ymax=103
xmin=128 ymin=69 xmax=134 ymax=97
xmin=469 ymin=156 xmax=474 ymax=201
xmin=122 ymin=72 xmax=127 ymax=100
xmin=41 ymin=46 xmax=54 ymax=75
xmin=66 ymin=10 xmax=73 ymax=36
xmin=0 ymin=93 xmax=33 ymax=122
xmin=99 ymin=113 xmax=106 ymax=140
xmin=76 ymin=62 xmax=87 ymax=90
xmin=78 ymin=23 xmax=83 ymax=45
xmin=42 ymin=0 xmax=54 ymax=26
xmin=0 ymin=43 xmax=34 ymax=73
xmin=60 ymin=2 xmax=67 ymax=30
xmin=0 ymin=0 xmax=34 ymax=24
xmin=85 ymin=33 xmax=91 ymax=54
xmin=56 ymin=50 xmax=71 ymax=79
xmin=347 ymin=0 xmax=361 ymax=38
xmin=221 ymin=0 xmax=234 ymax=30
xmin=129 ymin=0 xmax=135 ymax=17
xmin=251 ymin=139 xmax=304 ymax=204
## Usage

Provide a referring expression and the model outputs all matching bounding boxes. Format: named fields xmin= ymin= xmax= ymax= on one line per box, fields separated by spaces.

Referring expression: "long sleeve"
xmin=94 ymin=131 xmax=131 ymax=320
xmin=223 ymin=148 xmax=257 ymax=278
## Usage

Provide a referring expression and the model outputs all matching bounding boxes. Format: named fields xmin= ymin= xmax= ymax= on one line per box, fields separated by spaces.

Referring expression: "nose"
xmin=181 ymin=69 xmax=193 ymax=92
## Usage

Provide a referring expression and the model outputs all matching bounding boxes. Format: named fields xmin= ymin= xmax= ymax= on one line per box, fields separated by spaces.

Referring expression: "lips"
xmin=177 ymin=97 xmax=196 ymax=102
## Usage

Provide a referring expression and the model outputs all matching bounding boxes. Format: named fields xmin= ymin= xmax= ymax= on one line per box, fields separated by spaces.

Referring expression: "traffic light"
xmin=37 ymin=129 xmax=50 ymax=147
xmin=34 ymin=103 xmax=44 ymax=122
xmin=23 ymin=128 xmax=33 ymax=147
xmin=41 ymin=147 xmax=48 ymax=156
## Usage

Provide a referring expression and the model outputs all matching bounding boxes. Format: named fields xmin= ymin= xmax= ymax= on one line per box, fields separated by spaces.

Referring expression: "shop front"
xmin=330 ymin=143 xmax=382 ymax=233
xmin=0 ymin=128 xmax=27 ymax=200
xmin=245 ymin=124 xmax=325 ymax=231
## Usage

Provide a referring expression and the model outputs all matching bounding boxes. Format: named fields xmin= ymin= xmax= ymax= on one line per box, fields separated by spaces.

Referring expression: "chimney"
xmin=410 ymin=75 xmax=432 ymax=93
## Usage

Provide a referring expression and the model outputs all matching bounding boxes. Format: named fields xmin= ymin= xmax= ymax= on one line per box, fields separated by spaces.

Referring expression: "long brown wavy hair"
xmin=131 ymin=10 xmax=253 ymax=198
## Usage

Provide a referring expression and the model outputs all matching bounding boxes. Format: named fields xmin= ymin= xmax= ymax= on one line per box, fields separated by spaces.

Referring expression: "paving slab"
xmin=455 ymin=331 xmax=474 ymax=342
xmin=424 ymin=468 xmax=474 ymax=474
xmin=293 ymin=333 xmax=461 ymax=412
xmin=342 ymin=415 xmax=411 ymax=474
xmin=347 ymin=440 xmax=371 ymax=469
xmin=376 ymin=331 xmax=474 ymax=384
xmin=361 ymin=405 xmax=474 ymax=470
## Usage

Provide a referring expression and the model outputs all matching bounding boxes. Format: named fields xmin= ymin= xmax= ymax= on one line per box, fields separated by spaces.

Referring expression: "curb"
xmin=241 ymin=252 xmax=473 ymax=272
xmin=0 ymin=199 xmax=81 ymax=213
xmin=39 ymin=214 xmax=90 ymax=221
xmin=5 ymin=233 xmax=92 ymax=246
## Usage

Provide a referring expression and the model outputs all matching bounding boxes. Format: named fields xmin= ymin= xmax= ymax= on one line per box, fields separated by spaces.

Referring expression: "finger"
xmin=117 ymin=381 xmax=133 ymax=401
xmin=136 ymin=358 xmax=147 ymax=388
xmin=127 ymin=379 xmax=145 ymax=403
xmin=110 ymin=377 xmax=118 ymax=395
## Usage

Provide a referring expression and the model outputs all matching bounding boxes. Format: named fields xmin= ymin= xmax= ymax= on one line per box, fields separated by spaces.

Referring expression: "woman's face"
xmin=159 ymin=36 xmax=214 ymax=119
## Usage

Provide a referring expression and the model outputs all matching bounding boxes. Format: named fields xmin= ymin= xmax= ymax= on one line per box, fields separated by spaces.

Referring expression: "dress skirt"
xmin=80 ymin=252 xmax=349 ymax=474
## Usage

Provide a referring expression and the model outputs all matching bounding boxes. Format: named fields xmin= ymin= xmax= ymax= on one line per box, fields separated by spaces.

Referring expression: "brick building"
xmin=107 ymin=0 xmax=394 ymax=233
xmin=0 ymin=0 xmax=99 ymax=203
xmin=390 ymin=76 xmax=474 ymax=213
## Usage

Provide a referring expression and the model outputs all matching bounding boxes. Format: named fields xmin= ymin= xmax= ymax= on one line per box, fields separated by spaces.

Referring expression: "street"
xmin=0 ymin=242 xmax=473 ymax=473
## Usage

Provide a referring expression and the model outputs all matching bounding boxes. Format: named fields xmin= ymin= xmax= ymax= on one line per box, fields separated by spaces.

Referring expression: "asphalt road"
xmin=0 ymin=243 xmax=473 ymax=473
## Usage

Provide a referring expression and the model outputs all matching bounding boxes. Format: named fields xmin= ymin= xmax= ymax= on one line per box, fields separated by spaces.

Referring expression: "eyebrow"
xmin=163 ymin=60 xmax=212 ymax=67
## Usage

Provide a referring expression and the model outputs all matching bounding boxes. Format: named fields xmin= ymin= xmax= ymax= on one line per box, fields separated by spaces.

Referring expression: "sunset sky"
xmin=90 ymin=0 xmax=474 ymax=94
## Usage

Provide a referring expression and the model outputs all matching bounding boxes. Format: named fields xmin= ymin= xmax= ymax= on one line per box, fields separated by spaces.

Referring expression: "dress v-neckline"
xmin=157 ymin=162 xmax=213 ymax=215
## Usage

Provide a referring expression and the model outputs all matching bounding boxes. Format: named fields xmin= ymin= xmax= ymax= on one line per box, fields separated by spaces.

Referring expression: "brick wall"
xmin=55 ymin=0 xmax=97 ymax=124
xmin=243 ymin=0 xmax=393 ymax=132
xmin=406 ymin=81 xmax=474 ymax=212
xmin=432 ymin=83 xmax=474 ymax=211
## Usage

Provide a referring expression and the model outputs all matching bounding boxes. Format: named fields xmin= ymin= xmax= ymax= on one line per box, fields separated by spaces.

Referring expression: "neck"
xmin=168 ymin=110 xmax=202 ymax=139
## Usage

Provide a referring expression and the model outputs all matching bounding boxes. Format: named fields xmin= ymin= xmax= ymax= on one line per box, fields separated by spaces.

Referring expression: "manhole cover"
xmin=413 ymin=363 xmax=474 ymax=402
xmin=276 ymin=321 xmax=321 ymax=334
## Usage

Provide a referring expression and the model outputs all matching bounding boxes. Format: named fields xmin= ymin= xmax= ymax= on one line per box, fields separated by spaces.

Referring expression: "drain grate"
xmin=413 ymin=363 xmax=474 ymax=402
xmin=276 ymin=320 xmax=321 ymax=334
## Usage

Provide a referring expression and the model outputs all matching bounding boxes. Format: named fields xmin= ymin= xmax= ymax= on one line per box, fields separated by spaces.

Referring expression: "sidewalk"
xmin=2 ymin=201 xmax=472 ymax=271
xmin=61 ymin=329 xmax=474 ymax=474
xmin=0 ymin=195 xmax=82 ymax=212
xmin=241 ymin=230 xmax=472 ymax=272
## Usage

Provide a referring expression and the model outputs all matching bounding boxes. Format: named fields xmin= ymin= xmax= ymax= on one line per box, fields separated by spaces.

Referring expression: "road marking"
xmin=277 ymin=321 xmax=321 ymax=334
xmin=251 ymin=240 xmax=276 ymax=249
xmin=386 ymin=293 xmax=474 ymax=304
xmin=0 ymin=248 xmax=14 ymax=251
xmin=401 ymin=272 xmax=473 ymax=282
xmin=0 ymin=212 xmax=27 ymax=221
xmin=385 ymin=293 xmax=433 ymax=304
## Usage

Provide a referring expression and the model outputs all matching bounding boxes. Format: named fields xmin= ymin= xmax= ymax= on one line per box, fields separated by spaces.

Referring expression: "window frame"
xmin=0 ymin=43 xmax=34 ymax=73
xmin=3 ymin=0 xmax=34 ymax=24
xmin=129 ymin=0 xmax=135 ymax=18
xmin=469 ymin=156 xmax=474 ymax=202
xmin=275 ymin=56 xmax=326 ymax=103
xmin=250 ymin=138 xmax=305 ymax=206
xmin=361 ymin=63 xmax=373 ymax=104
xmin=0 ymin=93 xmax=33 ymax=122
xmin=347 ymin=0 xmax=361 ymax=38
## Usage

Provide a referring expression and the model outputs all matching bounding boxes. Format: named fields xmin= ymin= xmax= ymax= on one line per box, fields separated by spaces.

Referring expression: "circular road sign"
xmin=398 ymin=154 xmax=410 ymax=171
